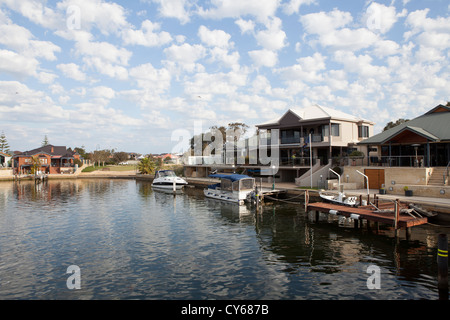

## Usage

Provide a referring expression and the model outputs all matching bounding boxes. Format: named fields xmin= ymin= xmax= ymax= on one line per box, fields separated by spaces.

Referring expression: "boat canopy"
xmin=209 ymin=173 xmax=253 ymax=182
xmin=155 ymin=170 xmax=176 ymax=177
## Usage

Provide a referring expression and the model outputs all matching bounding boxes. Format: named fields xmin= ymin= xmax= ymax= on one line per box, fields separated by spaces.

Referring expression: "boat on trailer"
xmin=152 ymin=170 xmax=188 ymax=190
xmin=204 ymin=173 xmax=255 ymax=205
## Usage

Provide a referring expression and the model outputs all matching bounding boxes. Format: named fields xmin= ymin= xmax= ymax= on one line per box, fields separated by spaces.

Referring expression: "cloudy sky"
xmin=0 ymin=0 xmax=449 ymax=154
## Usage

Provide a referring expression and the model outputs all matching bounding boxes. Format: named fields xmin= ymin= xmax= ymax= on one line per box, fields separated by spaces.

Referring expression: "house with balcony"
xmin=253 ymin=104 xmax=375 ymax=185
xmin=352 ymin=104 xmax=450 ymax=194
xmin=182 ymin=104 xmax=375 ymax=185
xmin=13 ymin=144 xmax=81 ymax=175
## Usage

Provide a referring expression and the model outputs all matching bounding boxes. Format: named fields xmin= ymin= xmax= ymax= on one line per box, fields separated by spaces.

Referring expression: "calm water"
xmin=0 ymin=179 xmax=448 ymax=300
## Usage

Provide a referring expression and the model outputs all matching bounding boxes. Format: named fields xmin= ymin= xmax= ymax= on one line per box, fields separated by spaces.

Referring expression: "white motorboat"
xmin=319 ymin=192 xmax=358 ymax=207
xmin=204 ymin=173 xmax=255 ymax=205
xmin=151 ymin=170 xmax=188 ymax=190
xmin=319 ymin=168 xmax=359 ymax=207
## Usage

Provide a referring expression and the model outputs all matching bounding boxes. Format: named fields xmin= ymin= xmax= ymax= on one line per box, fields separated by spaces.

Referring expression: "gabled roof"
xmin=359 ymin=104 xmax=450 ymax=145
xmin=256 ymin=104 xmax=373 ymax=128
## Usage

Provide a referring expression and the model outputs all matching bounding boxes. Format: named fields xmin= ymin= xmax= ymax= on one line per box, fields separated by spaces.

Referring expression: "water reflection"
xmin=0 ymin=179 xmax=447 ymax=299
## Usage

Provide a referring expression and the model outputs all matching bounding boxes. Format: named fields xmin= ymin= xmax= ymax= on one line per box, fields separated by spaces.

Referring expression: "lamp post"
xmin=411 ymin=144 xmax=420 ymax=167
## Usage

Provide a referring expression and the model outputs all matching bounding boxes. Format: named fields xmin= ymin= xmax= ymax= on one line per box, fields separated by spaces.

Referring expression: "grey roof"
xmin=257 ymin=104 xmax=373 ymax=128
xmin=15 ymin=144 xmax=77 ymax=158
xmin=359 ymin=105 xmax=450 ymax=145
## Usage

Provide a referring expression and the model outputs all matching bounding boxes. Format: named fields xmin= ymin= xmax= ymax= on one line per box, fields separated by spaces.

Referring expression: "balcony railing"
xmin=280 ymin=137 xmax=301 ymax=144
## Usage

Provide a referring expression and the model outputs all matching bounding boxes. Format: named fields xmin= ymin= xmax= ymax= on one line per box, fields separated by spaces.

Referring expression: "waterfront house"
xmin=0 ymin=151 xmax=12 ymax=167
xmin=13 ymin=144 xmax=81 ymax=174
xmin=183 ymin=104 xmax=375 ymax=185
xmin=253 ymin=104 xmax=375 ymax=184
xmin=352 ymin=104 xmax=450 ymax=192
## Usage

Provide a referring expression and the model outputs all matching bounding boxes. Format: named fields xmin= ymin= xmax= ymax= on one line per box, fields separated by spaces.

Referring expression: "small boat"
xmin=204 ymin=173 xmax=255 ymax=205
xmin=319 ymin=168 xmax=360 ymax=207
xmin=319 ymin=192 xmax=359 ymax=207
xmin=151 ymin=170 xmax=188 ymax=190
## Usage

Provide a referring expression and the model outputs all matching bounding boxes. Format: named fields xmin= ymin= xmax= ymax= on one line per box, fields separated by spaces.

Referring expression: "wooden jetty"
xmin=305 ymin=190 xmax=428 ymax=236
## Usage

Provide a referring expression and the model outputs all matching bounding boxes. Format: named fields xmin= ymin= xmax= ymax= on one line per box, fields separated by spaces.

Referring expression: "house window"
xmin=358 ymin=125 xmax=369 ymax=138
xmin=331 ymin=124 xmax=340 ymax=136
xmin=322 ymin=125 xmax=329 ymax=137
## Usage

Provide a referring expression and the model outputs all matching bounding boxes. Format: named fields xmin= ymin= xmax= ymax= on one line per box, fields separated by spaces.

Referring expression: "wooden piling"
xmin=437 ymin=233 xmax=448 ymax=300
xmin=304 ymin=189 xmax=309 ymax=212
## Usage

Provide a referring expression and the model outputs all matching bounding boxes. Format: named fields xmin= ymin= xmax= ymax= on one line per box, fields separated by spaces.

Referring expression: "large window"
xmin=331 ymin=124 xmax=340 ymax=136
xmin=358 ymin=125 xmax=369 ymax=138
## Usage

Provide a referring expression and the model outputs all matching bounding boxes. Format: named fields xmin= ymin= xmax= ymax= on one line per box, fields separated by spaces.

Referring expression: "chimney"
xmin=51 ymin=146 xmax=54 ymax=153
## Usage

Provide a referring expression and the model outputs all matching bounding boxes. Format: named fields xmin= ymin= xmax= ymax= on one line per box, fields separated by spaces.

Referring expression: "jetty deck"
xmin=306 ymin=197 xmax=429 ymax=229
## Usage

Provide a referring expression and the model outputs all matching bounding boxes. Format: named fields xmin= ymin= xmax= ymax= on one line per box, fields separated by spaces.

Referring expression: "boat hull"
xmin=203 ymin=189 xmax=248 ymax=205
xmin=152 ymin=182 xmax=186 ymax=190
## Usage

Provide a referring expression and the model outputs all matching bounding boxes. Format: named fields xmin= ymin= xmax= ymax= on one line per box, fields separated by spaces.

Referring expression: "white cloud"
xmin=57 ymin=0 xmax=129 ymax=35
xmin=1 ymin=0 xmax=62 ymax=29
xmin=198 ymin=25 xmax=232 ymax=49
xmin=235 ymin=18 xmax=255 ymax=34
xmin=57 ymin=63 xmax=87 ymax=81
xmin=248 ymin=49 xmax=278 ymax=68
xmin=0 ymin=49 xmax=39 ymax=77
xmin=163 ymin=43 xmax=207 ymax=73
xmin=300 ymin=9 xmax=352 ymax=35
xmin=282 ymin=0 xmax=316 ymax=15
xmin=151 ymin=0 xmax=191 ymax=25
xmin=254 ymin=17 xmax=287 ymax=51
xmin=363 ymin=2 xmax=399 ymax=34
xmin=276 ymin=52 xmax=326 ymax=83
xmin=129 ymin=63 xmax=171 ymax=94
xmin=333 ymin=50 xmax=390 ymax=81
xmin=198 ymin=0 xmax=279 ymax=23
xmin=122 ymin=20 xmax=172 ymax=47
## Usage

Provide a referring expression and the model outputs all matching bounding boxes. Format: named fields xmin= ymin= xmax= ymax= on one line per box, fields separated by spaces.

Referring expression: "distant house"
xmin=359 ymin=104 xmax=450 ymax=168
xmin=154 ymin=153 xmax=181 ymax=164
xmin=0 ymin=151 xmax=12 ymax=167
xmin=13 ymin=144 xmax=81 ymax=174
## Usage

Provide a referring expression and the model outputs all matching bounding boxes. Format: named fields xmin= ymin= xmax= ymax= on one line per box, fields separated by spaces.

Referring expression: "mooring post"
xmin=304 ymin=189 xmax=309 ymax=212
xmin=437 ymin=233 xmax=448 ymax=300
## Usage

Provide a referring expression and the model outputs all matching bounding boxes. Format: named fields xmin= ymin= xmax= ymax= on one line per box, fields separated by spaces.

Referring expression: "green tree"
xmin=138 ymin=157 xmax=157 ymax=175
xmin=0 ymin=131 xmax=10 ymax=153
xmin=113 ymin=151 xmax=129 ymax=164
xmin=383 ymin=118 xmax=409 ymax=131
xmin=42 ymin=135 xmax=49 ymax=146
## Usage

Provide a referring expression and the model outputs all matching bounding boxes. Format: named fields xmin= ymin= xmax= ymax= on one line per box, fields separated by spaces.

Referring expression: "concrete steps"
xmin=428 ymin=167 xmax=448 ymax=186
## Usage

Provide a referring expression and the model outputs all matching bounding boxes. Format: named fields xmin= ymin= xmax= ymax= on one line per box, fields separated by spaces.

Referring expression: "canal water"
xmin=0 ymin=179 xmax=448 ymax=300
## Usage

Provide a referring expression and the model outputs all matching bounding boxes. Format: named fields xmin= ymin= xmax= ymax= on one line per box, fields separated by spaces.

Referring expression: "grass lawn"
xmin=82 ymin=164 xmax=136 ymax=172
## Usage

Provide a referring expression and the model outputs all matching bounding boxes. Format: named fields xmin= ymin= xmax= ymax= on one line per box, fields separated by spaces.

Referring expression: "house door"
xmin=364 ymin=169 xmax=385 ymax=189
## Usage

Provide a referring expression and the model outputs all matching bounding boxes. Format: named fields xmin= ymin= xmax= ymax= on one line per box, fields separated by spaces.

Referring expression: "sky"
xmin=0 ymin=0 xmax=449 ymax=154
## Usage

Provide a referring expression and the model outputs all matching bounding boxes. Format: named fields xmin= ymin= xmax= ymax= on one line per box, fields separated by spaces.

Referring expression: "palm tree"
xmin=30 ymin=156 xmax=41 ymax=174
xmin=138 ymin=157 xmax=157 ymax=175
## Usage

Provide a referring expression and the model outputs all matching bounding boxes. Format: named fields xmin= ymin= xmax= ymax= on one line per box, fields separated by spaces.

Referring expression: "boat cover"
xmin=209 ymin=173 xmax=253 ymax=182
